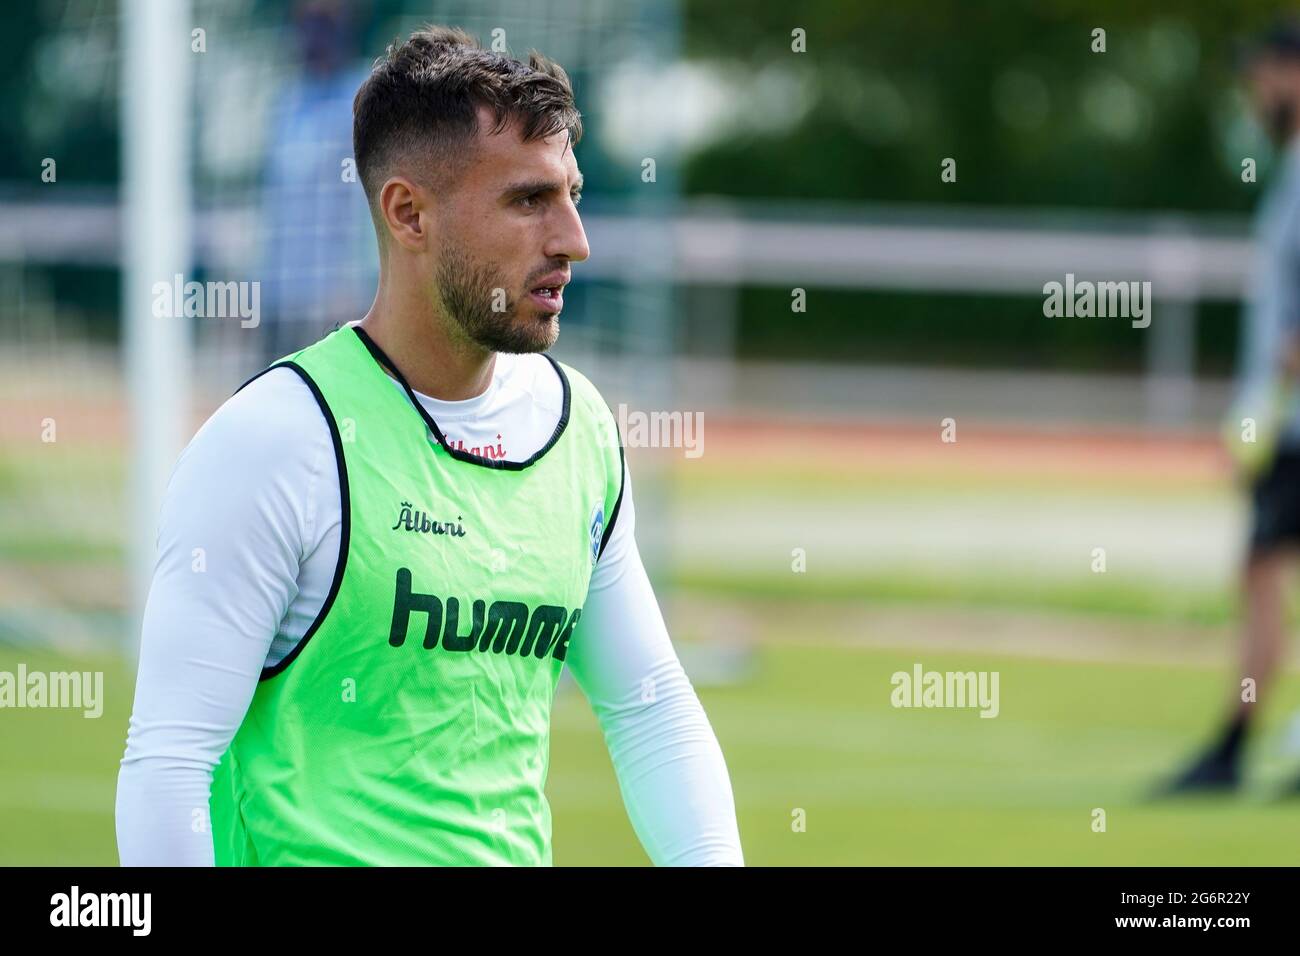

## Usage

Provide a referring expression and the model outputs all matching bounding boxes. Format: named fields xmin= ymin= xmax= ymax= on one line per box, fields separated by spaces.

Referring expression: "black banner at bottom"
xmin=0 ymin=866 xmax=1282 ymax=940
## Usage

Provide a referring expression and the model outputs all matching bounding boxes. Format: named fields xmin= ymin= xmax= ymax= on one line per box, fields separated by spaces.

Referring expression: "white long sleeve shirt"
xmin=115 ymin=342 xmax=743 ymax=866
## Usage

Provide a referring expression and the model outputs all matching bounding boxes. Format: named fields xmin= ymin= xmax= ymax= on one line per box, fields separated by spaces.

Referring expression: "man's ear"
xmin=379 ymin=176 xmax=428 ymax=252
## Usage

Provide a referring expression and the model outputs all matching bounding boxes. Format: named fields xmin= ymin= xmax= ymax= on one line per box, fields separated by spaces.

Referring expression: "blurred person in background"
xmin=1160 ymin=21 xmax=1300 ymax=797
xmin=257 ymin=0 xmax=376 ymax=367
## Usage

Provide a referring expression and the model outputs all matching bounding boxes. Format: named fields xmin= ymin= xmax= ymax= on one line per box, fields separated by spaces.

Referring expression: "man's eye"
xmin=571 ymin=192 xmax=582 ymax=206
xmin=518 ymin=194 xmax=540 ymax=208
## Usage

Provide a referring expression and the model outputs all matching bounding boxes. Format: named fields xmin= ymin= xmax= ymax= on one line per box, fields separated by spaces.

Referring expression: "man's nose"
xmin=546 ymin=199 xmax=589 ymax=263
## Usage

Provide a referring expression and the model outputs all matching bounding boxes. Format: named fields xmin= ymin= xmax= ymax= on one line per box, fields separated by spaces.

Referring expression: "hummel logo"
xmin=387 ymin=568 xmax=581 ymax=661
xmin=392 ymin=501 xmax=466 ymax=537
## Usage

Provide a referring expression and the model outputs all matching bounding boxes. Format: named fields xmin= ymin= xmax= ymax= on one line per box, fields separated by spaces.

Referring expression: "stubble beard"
xmin=435 ymin=241 xmax=559 ymax=354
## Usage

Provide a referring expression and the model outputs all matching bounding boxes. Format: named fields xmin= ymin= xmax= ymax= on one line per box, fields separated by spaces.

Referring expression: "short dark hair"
xmin=352 ymin=25 xmax=583 ymax=215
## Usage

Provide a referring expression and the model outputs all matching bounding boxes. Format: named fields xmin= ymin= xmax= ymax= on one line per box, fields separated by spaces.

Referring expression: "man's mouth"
xmin=528 ymin=287 xmax=563 ymax=313
xmin=528 ymin=274 xmax=568 ymax=314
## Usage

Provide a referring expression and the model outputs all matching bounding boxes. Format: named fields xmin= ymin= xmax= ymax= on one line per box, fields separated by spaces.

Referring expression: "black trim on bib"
xmin=350 ymin=324 xmax=571 ymax=472
xmin=598 ymin=444 xmax=626 ymax=562
xmin=234 ymin=361 xmax=351 ymax=681
xmin=597 ymin=405 xmax=626 ymax=562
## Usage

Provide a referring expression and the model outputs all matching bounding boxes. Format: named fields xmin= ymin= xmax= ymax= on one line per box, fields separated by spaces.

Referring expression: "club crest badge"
xmin=589 ymin=502 xmax=604 ymax=566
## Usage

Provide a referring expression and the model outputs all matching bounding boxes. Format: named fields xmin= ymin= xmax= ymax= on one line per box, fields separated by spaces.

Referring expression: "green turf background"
xmin=5 ymin=639 xmax=1299 ymax=866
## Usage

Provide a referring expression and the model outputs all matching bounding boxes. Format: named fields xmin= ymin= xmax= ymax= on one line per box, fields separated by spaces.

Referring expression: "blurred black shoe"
xmin=1150 ymin=751 xmax=1241 ymax=798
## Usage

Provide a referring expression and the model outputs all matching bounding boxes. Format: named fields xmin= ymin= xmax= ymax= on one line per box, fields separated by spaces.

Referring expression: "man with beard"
xmin=1158 ymin=21 xmax=1300 ymax=797
xmin=115 ymin=26 xmax=744 ymax=865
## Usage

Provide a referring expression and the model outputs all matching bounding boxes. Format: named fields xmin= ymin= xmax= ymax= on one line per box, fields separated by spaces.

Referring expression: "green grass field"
xmin=4 ymin=396 xmax=1298 ymax=864
xmin=4 ymin=633 xmax=1299 ymax=866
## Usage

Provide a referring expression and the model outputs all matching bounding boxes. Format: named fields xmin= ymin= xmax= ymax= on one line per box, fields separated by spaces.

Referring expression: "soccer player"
xmin=115 ymin=26 xmax=745 ymax=865
xmin=1158 ymin=22 xmax=1300 ymax=796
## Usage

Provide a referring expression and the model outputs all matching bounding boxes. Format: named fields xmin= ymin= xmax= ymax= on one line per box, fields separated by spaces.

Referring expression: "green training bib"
xmin=209 ymin=324 xmax=624 ymax=866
